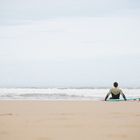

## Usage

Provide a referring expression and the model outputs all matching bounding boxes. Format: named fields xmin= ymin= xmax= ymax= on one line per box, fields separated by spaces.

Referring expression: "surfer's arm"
xmin=120 ymin=90 xmax=127 ymax=101
xmin=105 ymin=90 xmax=111 ymax=101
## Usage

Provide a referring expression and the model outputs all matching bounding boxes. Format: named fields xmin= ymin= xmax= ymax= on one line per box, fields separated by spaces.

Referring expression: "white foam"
xmin=0 ymin=88 xmax=139 ymax=100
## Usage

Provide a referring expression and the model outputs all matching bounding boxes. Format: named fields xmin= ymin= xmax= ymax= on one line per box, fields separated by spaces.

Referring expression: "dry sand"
xmin=0 ymin=101 xmax=140 ymax=140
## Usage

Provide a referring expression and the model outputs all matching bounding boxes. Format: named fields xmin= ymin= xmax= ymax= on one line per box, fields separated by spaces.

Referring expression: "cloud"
xmin=0 ymin=0 xmax=140 ymax=20
xmin=0 ymin=17 xmax=140 ymax=62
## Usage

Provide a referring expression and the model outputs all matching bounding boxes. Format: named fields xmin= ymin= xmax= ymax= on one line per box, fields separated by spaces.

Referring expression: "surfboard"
xmin=107 ymin=98 xmax=140 ymax=102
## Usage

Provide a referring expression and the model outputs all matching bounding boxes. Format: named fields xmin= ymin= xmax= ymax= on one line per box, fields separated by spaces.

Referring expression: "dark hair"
xmin=113 ymin=82 xmax=118 ymax=87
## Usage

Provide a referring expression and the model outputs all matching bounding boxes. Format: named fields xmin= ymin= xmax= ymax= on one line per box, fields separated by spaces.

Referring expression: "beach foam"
xmin=0 ymin=88 xmax=139 ymax=100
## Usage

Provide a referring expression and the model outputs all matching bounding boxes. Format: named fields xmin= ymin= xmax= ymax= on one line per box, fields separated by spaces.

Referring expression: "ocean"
xmin=0 ymin=88 xmax=140 ymax=100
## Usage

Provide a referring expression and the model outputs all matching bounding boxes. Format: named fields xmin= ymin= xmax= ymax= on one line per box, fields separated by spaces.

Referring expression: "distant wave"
xmin=0 ymin=88 xmax=140 ymax=100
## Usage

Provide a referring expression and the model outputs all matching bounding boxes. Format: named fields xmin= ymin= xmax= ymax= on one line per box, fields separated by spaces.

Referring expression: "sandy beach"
xmin=0 ymin=101 xmax=140 ymax=140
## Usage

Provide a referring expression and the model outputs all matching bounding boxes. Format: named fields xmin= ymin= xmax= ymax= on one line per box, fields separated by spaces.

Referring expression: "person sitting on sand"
xmin=105 ymin=82 xmax=127 ymax=101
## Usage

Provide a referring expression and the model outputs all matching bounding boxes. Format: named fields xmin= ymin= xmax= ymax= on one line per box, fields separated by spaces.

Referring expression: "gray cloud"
xmin=0 ymin=0 xmax=140 ymax=21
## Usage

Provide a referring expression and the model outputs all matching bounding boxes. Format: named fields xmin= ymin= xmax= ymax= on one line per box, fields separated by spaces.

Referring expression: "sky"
xmin=0 ymin=0 xmax=140 ymax=87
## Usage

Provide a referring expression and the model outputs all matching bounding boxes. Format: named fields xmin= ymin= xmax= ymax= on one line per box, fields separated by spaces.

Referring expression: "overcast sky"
xmin=0 ymin=0 xmax=140 ymax=87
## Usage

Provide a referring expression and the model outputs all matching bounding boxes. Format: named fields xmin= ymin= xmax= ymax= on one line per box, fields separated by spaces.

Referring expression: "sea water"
xmin=0 ymin=88 xmax=140 ymax=100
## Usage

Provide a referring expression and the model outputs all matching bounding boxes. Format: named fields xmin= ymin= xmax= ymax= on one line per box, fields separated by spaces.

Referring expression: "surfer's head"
xmin=113 ymin=82 xmax=118 ymax=87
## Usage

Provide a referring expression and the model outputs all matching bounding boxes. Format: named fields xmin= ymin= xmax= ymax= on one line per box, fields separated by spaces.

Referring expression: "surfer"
xmin=105 ymin=82 xmax=127 ymax=101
